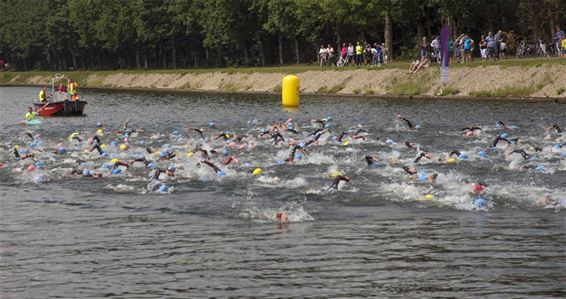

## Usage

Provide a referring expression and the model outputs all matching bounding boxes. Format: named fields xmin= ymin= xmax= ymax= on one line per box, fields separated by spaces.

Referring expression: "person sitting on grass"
xmin=409 ymin=57 xmax=430 ymax=74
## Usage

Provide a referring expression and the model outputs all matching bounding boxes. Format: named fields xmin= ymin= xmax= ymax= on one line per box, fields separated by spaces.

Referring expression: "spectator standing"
xmin=486 ymin=32 xmax=496 ymax=60
xmin=340 ymin=43 xmax=347 ymax=61
xmin=555 ymin=26 xmax=564 ymax=57
xmin=430 ymin=36 xmax=440 ymax=64
xmin=463 ymin=34 xmax=473 ymax=63
xmin=479 ymin=35 xmax=487 ymax=61
xmin=494 ymin=30 xmax=503 ymax=59
xmin=319 ymin=45 xmax=327 ymax=67
xmin=347 ymin=43 xmax=355 ymax=65
xmin=355 ymin=42 xmax=363 ymax=66
xmin=381 ymin=43 xmax=388 ymax=64
xmin=327 ymin=44 xmax=334 ymax=66
xmin=420 ymin=37 xmax=428 ymax=59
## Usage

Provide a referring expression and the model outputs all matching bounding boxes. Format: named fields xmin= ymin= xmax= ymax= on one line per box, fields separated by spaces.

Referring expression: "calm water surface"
xmin=0 ymin=87 xmax=565 ymax=298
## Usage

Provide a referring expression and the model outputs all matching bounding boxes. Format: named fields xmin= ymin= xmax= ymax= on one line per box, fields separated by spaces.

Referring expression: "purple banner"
xmin=440 ymin=25 xmax=451 ymax=67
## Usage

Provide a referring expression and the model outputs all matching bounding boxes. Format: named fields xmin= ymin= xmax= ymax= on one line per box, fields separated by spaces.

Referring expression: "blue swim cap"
xmin=111 ymin=141 xmax=117 ymax=147
xmin=295 ymin=153 xmax=303 ymax=160
xmin=221 ymin=148 xmax=229 ymax=156
xmin=147 ymin=162 xmax=156 ymax=169
xmin=385 ymin=139 xmax=394 ymax=145
xmin=473 ymin=197 xmax=488 ymax=208
xmin=58 ymin=147 xmax=67 ymax=154
xmin=164 ymin=143 xmax=171 ymax=149
xmin=82 ymin=169 xmax=91 ymax=176
xmin=260 ymin=128 xmax=268 ymax=134
xmin=251 ymin=118 xmax=258 ymax=125
xmin=478 ymin=150 xmax=487 ymax=158
xmin=459 ymin=153 xmax=469 ymax=160
xmin=415 ymin=124 xmax=422 ymax=129
xmin=243 ymin=162 xmax=251 ymax=167
xmin=510 ymin=125 xmax=518 ymax=129
xmin=418 ymin=174 xmax=428 ymax=182
xmin=331 ymin=136 xmax=338 ymax=142
xmin=33 ymin=174 xmax=45 ymax=183
xmin=298 ymin=142 xmax=305 ymax=148
xmin=172 ymin=130 xmax=179 ymax=135
xmin=34 ymin=160 xmax=45 ymax=168
xmin=158 ymin=184 xmax=168 ymax=193
xmin=500 ymin=133 xmax=509 ymax=139
xmin=167 ymin=164 xmax=176 ymax=172
xmin=276 ymin=160 xmax=285 ymax=165
xmin=139 ymin=140 xmax=145 ymax=145
xmin=159 ymin=150 xmax=166 ymax=158
xmin=326 ymin=115 xmax=333 ymax=122
xmin=112 ymin=168 xmax=122 ymax=175
xmin=96 ymin=122 xmax=103 ymax=128
xmin=562 ymin=151 xmax=566 ymax=158
xmin=324 ymin=124 xmax=332 ymax=129
xmin=535 ymin=165 xmax=545 ymax=173
xmin=217 ymin=170 xmax=226 ymax=176
xmin=553 ymin=144 xmax=561 ymax=150
xmin=208 ymin=122 xmax=215 ymax=128
xmin=102 ymin=163 xmax=111 ymax=170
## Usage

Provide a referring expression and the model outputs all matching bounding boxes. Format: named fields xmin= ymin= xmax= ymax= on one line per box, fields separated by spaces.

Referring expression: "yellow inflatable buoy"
xmin=282 ymin=75 xmax=300 ymax=107
xmin=119 ymin=144 xmax=128 ymax=151
xmin=252 ymin=168 xmax=262 ymax=175
xmin=446 ymin=157 xmax=457 ymax=164
xmin=186 ymin=151 xmax=194 ymax=158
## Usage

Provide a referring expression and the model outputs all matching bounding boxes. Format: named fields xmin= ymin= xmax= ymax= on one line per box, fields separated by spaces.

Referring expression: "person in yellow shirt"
xmin=355 ymin=42 xmax=363 ymax=66
xmin=561 ymin=38 xmax=566 ymax=59
xmin=25 ymin=107 xmax=37 ymax=120
xmin=68 ymin=78 xmax=78 ymax=100
xmin=38 ymin=87 xmax=49 ymax=103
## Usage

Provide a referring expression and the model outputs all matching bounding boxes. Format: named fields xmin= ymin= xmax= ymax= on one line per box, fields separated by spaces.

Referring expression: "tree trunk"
xmin=172 ymin=47 xmax=177 ymax=69
xmin=258 ymin=37 xmax=266 ymax=66
xmin=336 ymin=27 xmax=341 ymax=52
xmin=384 ymin=12 xmax=393 ymax=61
xmin=135 ymin=49 xmax=141 ymax=68
xmin=144 ymin=52 xmax=149 ymax=68
xmin=72 ymin=54 xmax=78 ymax=70
xmin=278 ymin=33 xmax=284 ymax=65
xmin=295 ymin=37 xmax=300 ymax=64
xmin=243 ymin=43 xmax=250 ymax=66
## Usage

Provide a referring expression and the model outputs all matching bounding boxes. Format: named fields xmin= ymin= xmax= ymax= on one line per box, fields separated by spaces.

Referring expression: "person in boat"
xmin=38 ymin=87 xmax=50 ymax=103
xmin=56 ymin=83 xmax=67 ymax=93
xmin=25 ymin=107 xmax=38 ymax=121
xmin=67 ymin=78 xmax=78 ymax=100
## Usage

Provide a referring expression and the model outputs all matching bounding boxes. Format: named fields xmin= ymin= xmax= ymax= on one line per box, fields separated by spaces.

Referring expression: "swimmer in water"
xmin=200 ymin=160 xmax=223 ymax=174
xmin=507 ymin=149 xmax=532 ymax=160
xmin=490 ymin=135 xmax=510 ymax=148
xmin=285 ymin=143 xmax=307 ymax=163
xmin=275 ymin=212 xmax=288 ymax=223
xmin=13 ymin=147 xmax=35 ymax=161
xmin=414 ymin=151 xmax=432 ymax=163
xmin=223 ymin=155 xmax=239 ymax=165
xmin=405 ymin=141 xmax=418 ymax=150
xmin=396 ymin=114 xmax=415 ymax=130
xmin=402 ymin=165 xmax=417 ymax=175
xmin=187 ymin=127 xmax=206 ymax=139
xmin=545 ymin=124 xmax=562 ymax=134
xmin=331 ymin=175 xmax=350 ymax=190
xmin=364 ymin=155 xmax=381 ymax=166
xmin=472 ymin=182 xmax=487 ymax=194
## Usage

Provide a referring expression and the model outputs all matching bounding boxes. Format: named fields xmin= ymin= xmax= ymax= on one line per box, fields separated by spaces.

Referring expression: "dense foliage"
xmin=1 ymin=0 xmax=564 ymax=70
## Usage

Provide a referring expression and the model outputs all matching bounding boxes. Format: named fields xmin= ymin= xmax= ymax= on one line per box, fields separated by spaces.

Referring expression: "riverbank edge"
xmin=1 ymin=64 xmax=565 ymax=102
xmin=3 ymin=83 xmax=565 ymax=103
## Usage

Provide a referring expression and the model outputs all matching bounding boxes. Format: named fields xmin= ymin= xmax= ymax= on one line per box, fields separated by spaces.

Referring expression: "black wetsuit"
xmin=365 ymin=156 xmax=379 ymax=166
xmin=399 ymin=117 xmax=414 ymax=129
xmin=490 ymin=136 xmax=510 ymax=148
xmin=331 ymin=175 xmax=350 ymax=190
xmin=202 ymin=160 xmax=221 ymax=173
xmin=512 ymin=149 xmax=532 ymax=160
xmin=402 ymin=166 xmax=417 ymax=175
xmin=90 ymin=143 xmax=105 ymax=155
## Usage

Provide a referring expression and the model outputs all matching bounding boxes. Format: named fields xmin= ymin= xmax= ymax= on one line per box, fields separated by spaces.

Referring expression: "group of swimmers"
xmin=2 ymin=111 xmax=565 ymax=219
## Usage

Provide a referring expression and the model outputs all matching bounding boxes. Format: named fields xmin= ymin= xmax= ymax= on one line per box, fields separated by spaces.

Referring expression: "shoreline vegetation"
xmin=1 ymin=58 xmax=565 ymax=101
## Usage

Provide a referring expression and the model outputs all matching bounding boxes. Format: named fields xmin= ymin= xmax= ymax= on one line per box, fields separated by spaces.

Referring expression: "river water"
xmin=0 ymin=87 xmax=565 ymax=298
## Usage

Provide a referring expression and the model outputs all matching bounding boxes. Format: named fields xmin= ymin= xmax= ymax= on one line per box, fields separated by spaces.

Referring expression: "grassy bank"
xmin=1 ymin=58 xmax=565 ymax=99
